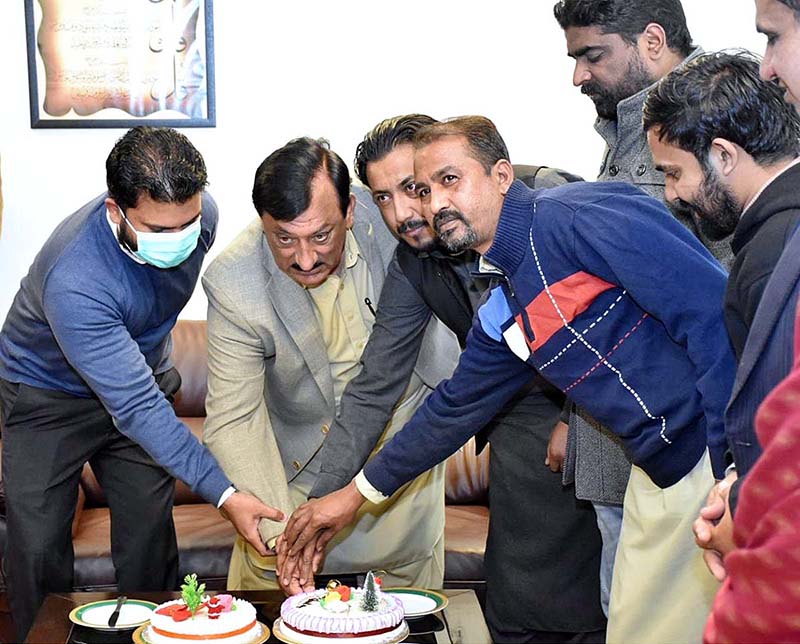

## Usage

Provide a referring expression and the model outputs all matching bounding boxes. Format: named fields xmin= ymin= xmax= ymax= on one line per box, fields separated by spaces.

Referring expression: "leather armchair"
xmin=0 ymin=320 xmax=490 ymax=592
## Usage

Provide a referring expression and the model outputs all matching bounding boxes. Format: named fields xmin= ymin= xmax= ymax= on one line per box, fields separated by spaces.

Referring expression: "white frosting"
xmin=280 ymin=588 xmax=404 ymax=636
xmin=146 ymin=597 xmax=261 ymax=644
xmin=279 ymin=619 xmax=408 ymax=644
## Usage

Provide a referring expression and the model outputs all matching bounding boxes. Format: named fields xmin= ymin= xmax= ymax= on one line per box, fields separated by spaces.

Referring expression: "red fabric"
xmin=705 ymin=306 xmax=800 ymax=643
xmin=516 ymin=271 xmax=616 ymax=351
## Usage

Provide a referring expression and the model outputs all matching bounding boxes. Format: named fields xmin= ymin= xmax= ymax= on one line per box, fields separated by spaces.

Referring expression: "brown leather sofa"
xmin=0 ymin=320 xmax=490 ymax=593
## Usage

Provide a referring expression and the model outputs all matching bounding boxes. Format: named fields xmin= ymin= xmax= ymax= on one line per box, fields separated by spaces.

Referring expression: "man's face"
xmin=648 ymin=129 xmax=742 ymax=241
xmin=260 ymin=172 xmax=354 ymax=288
xmin=414 ymin=135 xmax=507 ymax=256
xmin=565 ymin=25 xmax=656 ymax=120
xmin=366 ymin=144 xmax=437 ymax=252
xmin=106 ymin=193 xmax=203 ymax=251
xmin=757 ymin=0 xmax=800 ymax=109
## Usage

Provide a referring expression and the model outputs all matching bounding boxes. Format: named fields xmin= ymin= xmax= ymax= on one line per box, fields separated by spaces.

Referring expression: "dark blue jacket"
xmin=363 ymin=180 xmax=736 ymax=493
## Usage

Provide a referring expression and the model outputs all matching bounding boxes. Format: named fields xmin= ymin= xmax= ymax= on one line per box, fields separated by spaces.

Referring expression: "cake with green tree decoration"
xmin=278 ymin=571 xmax=407 ymax=642
xmin=144 ymin=573 xmax=263 ymax=644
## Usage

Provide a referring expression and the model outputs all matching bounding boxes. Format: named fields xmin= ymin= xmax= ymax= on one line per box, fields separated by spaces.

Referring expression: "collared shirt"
xmin=306 ymin=230 xmax=374 ymax=407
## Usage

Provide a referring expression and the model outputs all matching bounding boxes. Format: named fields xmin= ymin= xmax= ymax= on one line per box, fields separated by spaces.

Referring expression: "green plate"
xmin=69 ymin=599 xmax=157 ymax=630
xmin=383 ymin=587 xmax=449 ymax=617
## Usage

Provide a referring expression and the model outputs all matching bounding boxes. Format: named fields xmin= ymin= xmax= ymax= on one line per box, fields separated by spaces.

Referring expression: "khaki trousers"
xmin=607 ymin=450 xmax=718 ymax=644
xmin=227 ymin=381 xmax=446 ymax=590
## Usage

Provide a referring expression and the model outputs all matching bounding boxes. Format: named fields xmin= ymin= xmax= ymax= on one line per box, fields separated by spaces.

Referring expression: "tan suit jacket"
xmin=202 ymin=188 xmax=458 ymax=584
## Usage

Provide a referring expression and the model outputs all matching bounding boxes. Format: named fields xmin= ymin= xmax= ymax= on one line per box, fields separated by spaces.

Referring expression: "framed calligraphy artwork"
xmin=24 ymin=0 xmax=215 ymax=128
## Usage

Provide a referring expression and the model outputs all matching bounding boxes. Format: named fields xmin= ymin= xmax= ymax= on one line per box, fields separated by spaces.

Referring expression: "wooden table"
xmin=25 ymin=588 xmax=491 ymax=644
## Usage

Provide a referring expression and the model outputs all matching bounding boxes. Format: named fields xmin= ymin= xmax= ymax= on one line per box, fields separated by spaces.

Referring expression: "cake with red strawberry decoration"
xmin=276 ymin=572 xmax=407 ymax=643
xmin=144 ymin=574 xmax=263 ymax=644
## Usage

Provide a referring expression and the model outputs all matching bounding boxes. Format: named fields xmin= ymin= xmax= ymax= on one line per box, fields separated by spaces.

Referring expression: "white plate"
xmin=69 ymin=599 xmax=157 ymax=630
xmin=383 ymin=588 xmax=448 ymax=617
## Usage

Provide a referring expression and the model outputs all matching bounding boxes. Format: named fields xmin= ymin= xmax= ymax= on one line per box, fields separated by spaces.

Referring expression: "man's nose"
xmin=295 ymin=243 xmax=317 ymax=271
xmin=573 ymin=60 xmax=591 ymax=87
xmin=759 ymin=53 xmax=776 ymax=83
xmin=429 ymin=190 xmax=450 ymax=218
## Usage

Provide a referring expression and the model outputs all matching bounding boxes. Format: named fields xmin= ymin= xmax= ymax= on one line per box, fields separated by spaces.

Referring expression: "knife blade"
xmin=107 ymin=595 xmax=127 ymax=628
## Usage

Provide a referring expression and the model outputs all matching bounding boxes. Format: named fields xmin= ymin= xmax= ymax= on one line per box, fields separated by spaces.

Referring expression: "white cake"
xmin=278 ymin=576 xmax=406 ymax=643
xmin=145 ymin=595 xmax=262 ymax=644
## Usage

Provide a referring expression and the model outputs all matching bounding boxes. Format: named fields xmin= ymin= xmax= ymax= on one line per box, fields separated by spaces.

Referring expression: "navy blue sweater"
xmin=0 ymin=192 xmax=231 ymax=503
xmin=364 ymin=181 xmax=736 ymax=493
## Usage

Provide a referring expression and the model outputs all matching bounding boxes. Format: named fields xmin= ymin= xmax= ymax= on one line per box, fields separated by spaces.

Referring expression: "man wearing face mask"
xmin=0 ymin=127 xmax=283 ymax=641
xmin=201 ymin=137 xmax=456 ymax=592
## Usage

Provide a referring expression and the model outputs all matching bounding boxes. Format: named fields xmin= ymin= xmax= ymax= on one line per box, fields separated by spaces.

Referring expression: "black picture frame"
xmin=24 ymin=0 xmax=216 ymax=129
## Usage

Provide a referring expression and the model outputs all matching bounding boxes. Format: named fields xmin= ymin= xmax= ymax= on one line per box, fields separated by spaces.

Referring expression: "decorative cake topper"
xmin=360 ymin=571 xmax=379 ymax=612
xmin=181 ymin=573 xmax=206 ymax=615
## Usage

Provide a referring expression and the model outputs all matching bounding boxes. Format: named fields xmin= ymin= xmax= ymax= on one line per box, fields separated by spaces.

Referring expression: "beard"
xmin=116 ymin=218 xmax=138 ymax=251
xmin=397 ymin=218 xmax=438 ymax=253
xmin=671 ymin=168 xmax=741 ymax=242
xmin=433 ymin=208 xmax=479 ymax=253
xmin=582 ymin=51 xmax=656 ymax=120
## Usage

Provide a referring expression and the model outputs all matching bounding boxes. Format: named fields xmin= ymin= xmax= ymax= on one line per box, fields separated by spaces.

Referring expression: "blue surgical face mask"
xmin=119 ymin=209 xmax=202 ymax=269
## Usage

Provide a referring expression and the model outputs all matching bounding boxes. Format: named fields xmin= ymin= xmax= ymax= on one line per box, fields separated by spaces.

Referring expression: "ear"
xmin=639 ymin=22 xmax=668 ymax=62
xmin=105 ymin=198 xmax=122 ymax=224
xmin=708 ymin=138 xmax=739 ymax=177
xmin=344 ymin=193 xmax=356 ymax=229
xmin=493 ymin=159 xmax=515 ymax=195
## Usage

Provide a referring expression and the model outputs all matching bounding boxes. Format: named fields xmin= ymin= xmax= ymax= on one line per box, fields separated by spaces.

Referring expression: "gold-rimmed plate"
xmin=383 ymin=587 xmax=449 ymax=617
xmin=68 ymin=599 xmax=157 ymax=631
xmin=133 ymin=621 xmax=270 ymax=643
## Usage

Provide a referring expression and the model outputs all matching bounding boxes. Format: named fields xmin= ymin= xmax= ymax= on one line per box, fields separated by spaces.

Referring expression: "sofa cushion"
xmin=72 ymin=504 xmax=236 ymax=590
xmin=443 ymin=505 xmax=490 ymax=582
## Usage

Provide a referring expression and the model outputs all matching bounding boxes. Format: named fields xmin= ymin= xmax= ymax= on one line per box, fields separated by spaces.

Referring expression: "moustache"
xmin=432 ymin=209 xmax=467 ymax=236
xmin=397 ymin=219 xmax=429 ymax=235
xmin=291 ymin=261 xmax=325 ymax=273
xmin=668 ymin=198 xmax=697 ymax=219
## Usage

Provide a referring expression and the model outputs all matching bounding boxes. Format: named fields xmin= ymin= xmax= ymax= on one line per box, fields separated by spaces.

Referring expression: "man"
xmin=706 ymin=5 xmax=800 ymax=638
xmin=758 ymin=0 xmax=800 ymax=111
xmin=0 ymin=127 xmax=281 ymax=640
xmin=284 ymin=116 xmax=736 ymax=644
xmin=552 ymin=0 xmax=734 ymax=614
xmin=644 ymin=50 xmax=800 ymax=580
xmin=201 ymin=137 xmax=454 ymax=592
xmin=283 ymin=115 xmax=605 ymax=643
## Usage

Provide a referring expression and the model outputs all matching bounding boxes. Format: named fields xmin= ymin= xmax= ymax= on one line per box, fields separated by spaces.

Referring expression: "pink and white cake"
xmin=278 ymin=573 xmax=406 ymax=643
xmin=142 ymin=574 xmax=263 ymax=644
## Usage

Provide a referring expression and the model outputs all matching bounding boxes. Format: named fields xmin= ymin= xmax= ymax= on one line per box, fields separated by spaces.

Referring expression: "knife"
xmin=107 ymin=595 xmax=127 ymax=628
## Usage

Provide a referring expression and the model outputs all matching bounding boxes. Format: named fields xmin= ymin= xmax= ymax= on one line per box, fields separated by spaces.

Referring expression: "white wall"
xmin=0 ymin=1 xmax=763 ymax=324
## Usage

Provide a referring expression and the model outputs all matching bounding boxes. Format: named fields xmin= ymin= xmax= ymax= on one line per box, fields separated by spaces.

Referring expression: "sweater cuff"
xmin=355 ymin=470 xmax=389 ymax=505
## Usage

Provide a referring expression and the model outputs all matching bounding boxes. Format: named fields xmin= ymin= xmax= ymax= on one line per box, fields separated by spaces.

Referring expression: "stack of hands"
xmin=273 ymin=480 xmax=366 ymax=594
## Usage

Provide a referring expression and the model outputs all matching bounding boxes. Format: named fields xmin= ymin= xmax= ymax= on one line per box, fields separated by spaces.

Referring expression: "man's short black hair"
xmin=643 ymin=50 xmax=800 ymax=168
xmin=106 ymin=126 xmax=208 ymax=211
xmin=252 ymin=137 xmax=351 ymax=221
xmin=413 ymin=116 xmax=510 ymax=174
xmin=553 ymin=0 xmax=694 ymax=57
xmin=354 ymin=114 xmax=438 ymax=188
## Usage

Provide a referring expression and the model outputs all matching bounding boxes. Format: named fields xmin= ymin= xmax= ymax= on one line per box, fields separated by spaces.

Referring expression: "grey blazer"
xmin=201 ymin=187 xmax=454 ymax=542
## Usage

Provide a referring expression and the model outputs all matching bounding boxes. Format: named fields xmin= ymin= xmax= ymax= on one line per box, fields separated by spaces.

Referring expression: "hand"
xmin=275 ymin=534 xmax=318 ymax=595
xmin=545 ymin=421 xmax=568 ymax=473
xmin=284 ymin=480 xmax=366 ymax=558
xmin=221 ymin=491 xmax=285 ymax=557
xmin=693 ymin=472 xmax=737 ymax=581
